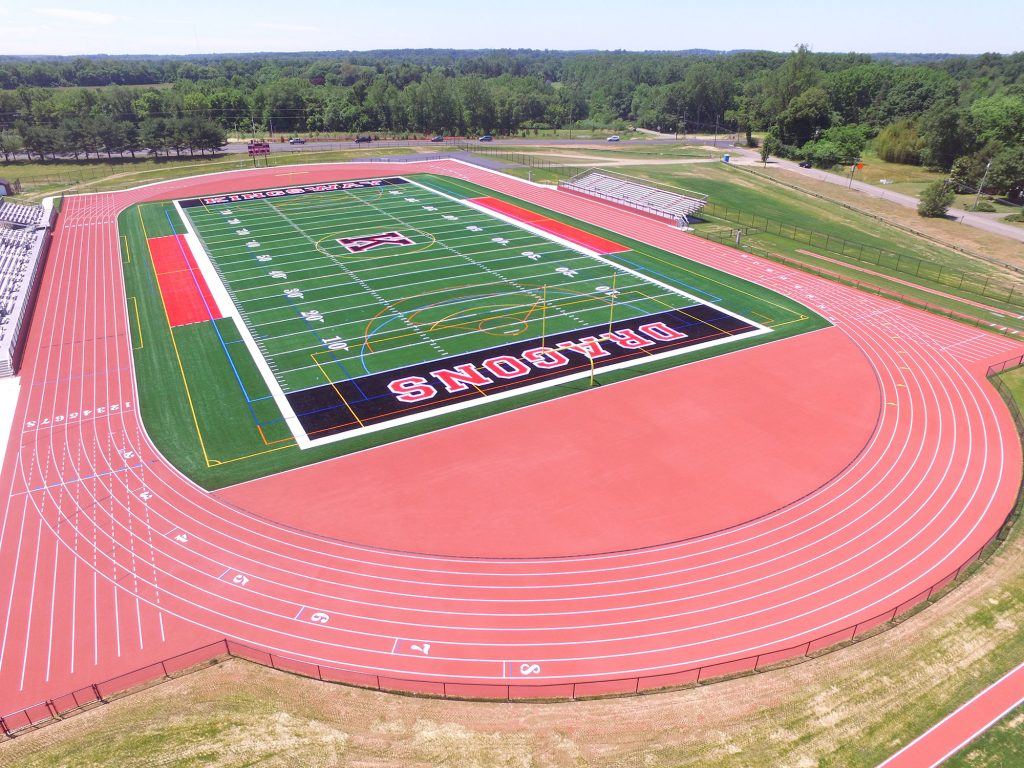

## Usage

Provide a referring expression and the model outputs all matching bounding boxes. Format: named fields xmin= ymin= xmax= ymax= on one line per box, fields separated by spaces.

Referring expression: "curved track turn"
xmin=1 ymin=161 xmax=1021 ymax=713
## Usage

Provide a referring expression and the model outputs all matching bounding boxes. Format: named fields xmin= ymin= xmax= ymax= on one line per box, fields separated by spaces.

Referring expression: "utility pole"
xmin=848 ymin=158 xmax=860 ymax=188
xmin=973 ymin=159 xmax=992 ymax=211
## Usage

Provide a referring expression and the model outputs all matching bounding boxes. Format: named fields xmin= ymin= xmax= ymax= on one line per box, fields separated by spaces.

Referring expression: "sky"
xmin=2 ymin=0 xmax=1021 ymax=57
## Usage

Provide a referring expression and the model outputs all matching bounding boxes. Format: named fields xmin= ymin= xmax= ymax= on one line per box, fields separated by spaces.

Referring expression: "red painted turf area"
xmin=217 ymin=326 xmax=878 ymax=558
xmin=148 ymin=234 xmax=221 ymax=327
xmin=468 ymin=196 xmax=629 ymax=254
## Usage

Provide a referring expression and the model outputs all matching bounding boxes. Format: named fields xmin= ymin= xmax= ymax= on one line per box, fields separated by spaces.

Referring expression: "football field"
xmin=174 ymin=175 xmax=769 ymax=447
xmin=174 ymin=176 xmax=770 ymax=444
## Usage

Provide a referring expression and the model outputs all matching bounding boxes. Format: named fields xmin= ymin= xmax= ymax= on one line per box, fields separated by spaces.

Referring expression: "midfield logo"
xmin=337 ymin=231 xmax=415 ymax=254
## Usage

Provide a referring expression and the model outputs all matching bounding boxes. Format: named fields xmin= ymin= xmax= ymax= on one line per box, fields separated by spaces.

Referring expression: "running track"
xmin=1 ymin=162 xmax=1022 ymax=748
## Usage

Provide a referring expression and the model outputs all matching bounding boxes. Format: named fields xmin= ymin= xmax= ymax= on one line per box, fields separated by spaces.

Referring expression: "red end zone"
xmin=148 ymin=234 xmax=222 ymax=327
xmin=469 ymin=196 xmax=629 ymax=254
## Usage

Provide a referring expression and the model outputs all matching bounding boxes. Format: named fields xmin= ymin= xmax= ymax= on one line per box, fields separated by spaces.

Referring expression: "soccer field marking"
xmin=177 ymin=176 xmax=770 ymax=447
xmin=261 ymin=192 xmax=450 ymax=363
xmin=191 ymin=180 xmax=746 ymax=387
xmin=242 ymin=183 xmax=606 ymax=378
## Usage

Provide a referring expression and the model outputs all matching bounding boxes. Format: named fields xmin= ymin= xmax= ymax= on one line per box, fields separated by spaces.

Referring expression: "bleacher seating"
xmin=0 ymin=199 xmax=52 ymax=376
xmin=0 ymin=201 xmax=45 ymax=228
xmin=559 ymin=171 xmax=707 ymax=222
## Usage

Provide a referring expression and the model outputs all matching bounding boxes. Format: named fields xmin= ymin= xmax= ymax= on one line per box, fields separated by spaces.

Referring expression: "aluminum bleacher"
xmin=0 ymin=198 xmax=55 ymax=377
xmin=559 ymin=170 xmax=708 ymax=223
xmin=0 ymin=201 xmax=45 ymax=228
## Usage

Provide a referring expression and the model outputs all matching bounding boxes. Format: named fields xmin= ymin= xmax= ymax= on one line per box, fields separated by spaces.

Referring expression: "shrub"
xmin=918 ymin=180 xmax=955 ymax=217
xmin=972 ymin=200 xmax=996 ymax=212
xmin=876 ymin=120 xmax=922 ymax=165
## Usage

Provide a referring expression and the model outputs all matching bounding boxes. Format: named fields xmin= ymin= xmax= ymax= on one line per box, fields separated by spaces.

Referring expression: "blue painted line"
xmin=281 ymin=293 xmax=368 ymax=400
xmin=612 ymin=253 xmax=722 ymax=303
xmin=32 ymin=463 xmax=145 ymax=492
xmin=163 ymin=211 xmax=261 ymax=426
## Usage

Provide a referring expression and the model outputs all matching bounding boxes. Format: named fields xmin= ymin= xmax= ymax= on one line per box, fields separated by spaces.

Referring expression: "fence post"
xmin=0 ymin=715 xmax=11 ymax=738
xmin=92 ymin=683 xmax=104 ymax=703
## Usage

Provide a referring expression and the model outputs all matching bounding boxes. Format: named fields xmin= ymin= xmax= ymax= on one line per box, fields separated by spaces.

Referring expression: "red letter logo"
xmin=387 ymin=376 xmax=437 ymax=403
xmin=337 ymin=231 xmax=414 ymax=254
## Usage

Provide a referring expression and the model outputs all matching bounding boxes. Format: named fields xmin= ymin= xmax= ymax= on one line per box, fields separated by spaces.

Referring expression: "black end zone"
xmin=285 ymin=305 xmax=761 ymax=443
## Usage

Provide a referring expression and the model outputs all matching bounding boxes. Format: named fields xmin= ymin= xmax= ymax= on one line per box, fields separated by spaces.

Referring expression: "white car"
xmin=607 ymin=135 xmax=620 ymax=142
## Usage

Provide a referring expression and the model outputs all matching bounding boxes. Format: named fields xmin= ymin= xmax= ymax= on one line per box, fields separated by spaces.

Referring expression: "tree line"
xmin=0 ymin=48 xmax=1021 ymax=199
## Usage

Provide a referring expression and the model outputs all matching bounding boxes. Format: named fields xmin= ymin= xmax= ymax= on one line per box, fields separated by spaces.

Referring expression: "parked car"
xmin=478 ymin=134 xmax=493 ymax=142
xmin=354 ymin=136 xmax=373 ymax=143
xmin=798 ymin=160 xmax=812 ymax=168
xmin=288 ymin=137 xmax=305 ymax=144
xmin=607 ymin=135 xmax=621 ymax=142
xmin=431 ymin=135 xmax=444 ymax=142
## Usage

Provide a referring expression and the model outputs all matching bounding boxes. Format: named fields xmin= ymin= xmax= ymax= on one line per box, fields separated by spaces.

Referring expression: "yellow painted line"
xmin=310 ymin=352 xmax=365 ymax=428
xmin=138 ymin=206 xmax=214 ymax=469
xmin=121 ymin=234 xmax=131 ymax=263
xmin=607 ymin=270 xmax=617 ymax=333
xmin=127 ymin=296 xmax=144 ymax=350
xmin=205 ymin=442 xmax=296 ymax=467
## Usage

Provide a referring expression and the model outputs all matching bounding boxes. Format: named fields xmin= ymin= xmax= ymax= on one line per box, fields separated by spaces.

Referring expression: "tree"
xmin=967 ymin=94 xmax=1024 ymax=147
xmin=987 ymin=145 xmax=1024 ymax=202
xmin=776 ymin=86 xmax=831 ymax=146
xmin=0 ymin=128 xmax=23 ymax=162
xmin=760 ymin=134 xmax=780 ymax=166
xmin=917 ymin=98 xmax=969 ymax=169
xmin=917 ymin=180 xmax=955 ymax=217
xmin=949 ymin=155 xmax=984 ymax=193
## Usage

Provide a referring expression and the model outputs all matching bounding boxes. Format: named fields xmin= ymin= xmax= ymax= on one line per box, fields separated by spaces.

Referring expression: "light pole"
xmin=973 ymin=160 xmax=992 ymax=211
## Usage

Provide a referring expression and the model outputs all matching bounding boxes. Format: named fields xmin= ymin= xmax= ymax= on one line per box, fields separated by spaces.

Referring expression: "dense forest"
xmin=0 ymin=48 xmax=1022 ymax=199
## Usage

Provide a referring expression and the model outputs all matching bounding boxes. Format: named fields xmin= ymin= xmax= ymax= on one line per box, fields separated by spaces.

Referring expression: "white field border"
xmin=173 ymin=199 xmax=310 ymax=448
xmin=175 ymin=176 xmax=771 ymax=450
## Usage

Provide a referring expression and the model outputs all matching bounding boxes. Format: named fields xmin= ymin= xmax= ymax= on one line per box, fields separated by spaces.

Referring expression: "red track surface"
xmin=1 ymin=161 xmax=1022 ymax=723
